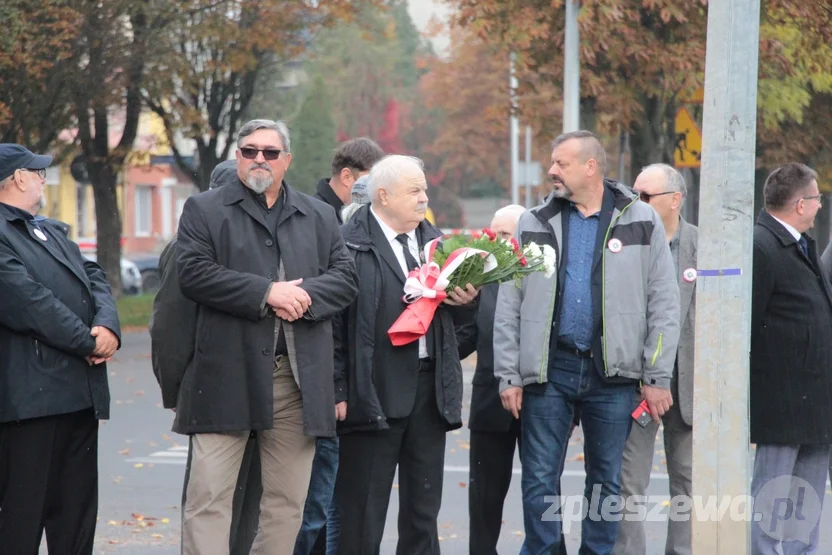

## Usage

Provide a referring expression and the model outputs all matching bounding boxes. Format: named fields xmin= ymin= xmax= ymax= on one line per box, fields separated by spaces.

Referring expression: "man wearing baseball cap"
xmin=0 ymin=144 xmax=121 ymax=553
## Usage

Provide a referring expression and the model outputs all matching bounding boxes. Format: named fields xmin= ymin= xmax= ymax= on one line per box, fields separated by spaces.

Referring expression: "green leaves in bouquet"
xmin=432 ymin=230 xmax=549 ymax=291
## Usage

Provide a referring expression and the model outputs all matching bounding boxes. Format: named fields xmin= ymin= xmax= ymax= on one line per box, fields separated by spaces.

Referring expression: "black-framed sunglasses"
xmin=21 ymin=168 xmax=46 ymax=180
xmin=639 ymin=191 xmax=676 ymax=203
xmin=239 ymin=147 xmax=282 ymax=161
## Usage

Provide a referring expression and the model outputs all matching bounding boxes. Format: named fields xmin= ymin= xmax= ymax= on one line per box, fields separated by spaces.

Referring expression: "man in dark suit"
xmin=616 ymin=164 xmax=698 ymax=555
xmin=150 ymin=160 xmax=261 ymax=555
xmin=175 ymin=119 xmax=359 ymax=554
xmin=333 ymin=154 xmax=478 ymax=554
xmin=750 ymin=162 xmax=832 ymax=554
xmin=0 ymin=144 xmax=121 ymax=553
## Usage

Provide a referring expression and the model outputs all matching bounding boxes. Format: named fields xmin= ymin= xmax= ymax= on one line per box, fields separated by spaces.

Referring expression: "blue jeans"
xmin=325 ymin=488 xmax=340 ymax=555
xmin=520 ymin=351 xmax=638 ymax=555
xmin=294 ymin=437 xmax=339 ymax=555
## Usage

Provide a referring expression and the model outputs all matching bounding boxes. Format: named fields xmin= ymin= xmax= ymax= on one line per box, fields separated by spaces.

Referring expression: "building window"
xmin=135 ymin=185 xmax=153 ymax=237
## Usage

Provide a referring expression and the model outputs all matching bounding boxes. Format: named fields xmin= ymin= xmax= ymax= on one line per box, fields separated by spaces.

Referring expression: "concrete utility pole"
xmin=525 ymin=125 xmax=532 ymax=208
xmin=562 ymin=0 xmax=580 ymax=132
xmin=692 ymin=0 xmax=761 ymax=552
xmin=510 ymin=53 xmax=520 ymax=205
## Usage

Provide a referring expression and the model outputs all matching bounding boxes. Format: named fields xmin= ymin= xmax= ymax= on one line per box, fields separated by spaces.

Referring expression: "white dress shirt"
xmin=769 ymin=213 xmax=802 ymax=241
xmin=371 ymin=207 xmax=428 ymax=359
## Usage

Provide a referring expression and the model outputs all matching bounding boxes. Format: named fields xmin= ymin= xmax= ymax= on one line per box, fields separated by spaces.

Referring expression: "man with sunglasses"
xmin=175 ymin=120 xmax=359 ymax=554
xmin=614 ymin=164 xmax=698 ymax=555
xmin=749 ymin=163 xmax=832 ymax=554
xmin=0 ymin=144 xmax=121 ymax=553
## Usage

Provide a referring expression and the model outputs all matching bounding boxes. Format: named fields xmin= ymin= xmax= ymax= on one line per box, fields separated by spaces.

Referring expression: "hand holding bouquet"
xmin=388 ymin=228 xmax=557 ymax=346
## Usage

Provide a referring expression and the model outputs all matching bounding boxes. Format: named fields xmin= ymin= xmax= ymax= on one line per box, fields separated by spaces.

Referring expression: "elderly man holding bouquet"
xmin=332 ymin=154 xmax=479 ymax=555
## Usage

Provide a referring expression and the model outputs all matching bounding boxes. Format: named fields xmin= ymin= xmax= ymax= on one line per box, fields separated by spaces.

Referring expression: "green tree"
xmin=0 ymin=0 xmax=79 ymax=153
xmin=286 ymin=76 xmax=337 ymax=194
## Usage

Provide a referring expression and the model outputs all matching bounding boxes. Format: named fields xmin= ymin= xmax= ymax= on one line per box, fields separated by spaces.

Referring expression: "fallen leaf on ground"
xmin=152 ymin=534 xmax=164 ymax=539
xmin=134 ymin=390 xmax=145 ymax=396
xmin=118 ymin=448 xmax=130 ymax=456
xmin=569 ymin=453 xmax=585 ymax=462
xmin=161 ymin=518 xmax=170 ymax=524
xmin=134 ymin=463 xmax=144 ymax=468
xmin=107 ymin=520 xmax=119 ymax=526
xmin=162 ymin=434 xmax=173 ymax=441
xmin=458 ymin=482 xmax=467 ymax=488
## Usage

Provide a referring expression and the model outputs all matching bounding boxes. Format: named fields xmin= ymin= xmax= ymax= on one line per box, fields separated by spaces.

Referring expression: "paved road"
xmin=80 ymin=331 xmax=832 ymax=553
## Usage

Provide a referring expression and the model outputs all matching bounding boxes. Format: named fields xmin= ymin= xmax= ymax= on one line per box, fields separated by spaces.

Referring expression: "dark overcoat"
xmin=174 ymin=177 xmax=358 ymax=437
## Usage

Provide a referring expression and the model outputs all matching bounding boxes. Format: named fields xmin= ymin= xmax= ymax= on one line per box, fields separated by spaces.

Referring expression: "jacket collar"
xmin=0 ymin=201 xmax=35 ymax=222
xmin=534 ymin=178 xmax=634 ymax=225
xmin=315 ymin=178 xmax=344 ymax=212
xmin=342 ymin=204 xmax=442 ymax=251
xmin=756 ymin=208 xmax=803 ymax=248
xmin=221 ymin=178 xmax=307 ymax=231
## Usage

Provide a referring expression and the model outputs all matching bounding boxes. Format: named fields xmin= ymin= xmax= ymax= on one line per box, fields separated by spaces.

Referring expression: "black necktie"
xmin=395 ymin=234 xmax=420 ymax=272
xmin=799 ymin=236 xmax=809 ymax=257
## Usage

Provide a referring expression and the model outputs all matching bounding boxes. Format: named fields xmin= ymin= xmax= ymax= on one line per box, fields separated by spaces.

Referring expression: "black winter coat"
xmin=455 ymin=283 xmax=516 ymax=433
xmin=174 ymin=177 xmax=358 ymax=436
xmin=334 ymin=205 xmax=470 ymax=434
xmin=0 ymin=202 xmax=120 ymax=423
xmin=750 ymin=210 xmax=832 ymax=444
xmin=149 ymin=237 xmax=195 ymax=409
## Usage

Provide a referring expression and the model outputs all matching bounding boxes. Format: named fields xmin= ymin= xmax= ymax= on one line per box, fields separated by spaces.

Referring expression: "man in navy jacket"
xmin=0 ymin=144 xmax=121 ymax=553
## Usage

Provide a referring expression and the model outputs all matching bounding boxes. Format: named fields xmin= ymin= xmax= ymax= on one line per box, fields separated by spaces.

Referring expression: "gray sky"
xmin=406 ymin=0 xmax=451 ymax=56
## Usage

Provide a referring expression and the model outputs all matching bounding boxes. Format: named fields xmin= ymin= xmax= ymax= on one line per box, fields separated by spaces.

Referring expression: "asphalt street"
xmin=68 ymin=331 xmax=832 ymax=553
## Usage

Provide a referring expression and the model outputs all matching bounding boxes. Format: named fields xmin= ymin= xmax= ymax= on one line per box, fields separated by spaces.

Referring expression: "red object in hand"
xmin=632 ymin=399 xmax=653 ymax=428
xmin=388 ymin=296 xmax=445 ymax=346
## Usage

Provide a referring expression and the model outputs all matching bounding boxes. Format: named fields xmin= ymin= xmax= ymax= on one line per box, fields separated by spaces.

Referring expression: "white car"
xmin=82 ymin=253 xmax=143 ymax=295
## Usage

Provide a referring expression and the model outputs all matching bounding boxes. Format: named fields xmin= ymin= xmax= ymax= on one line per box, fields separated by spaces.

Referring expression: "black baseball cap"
xmin=0 ymin=144 xmax=53 ymax=182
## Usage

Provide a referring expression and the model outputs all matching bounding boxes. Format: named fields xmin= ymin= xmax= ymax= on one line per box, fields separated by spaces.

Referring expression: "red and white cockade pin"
xmin=607 ymin=238 xmax=623 ymax=253
xmin=683 ymin=267 xmax=697 ymax=283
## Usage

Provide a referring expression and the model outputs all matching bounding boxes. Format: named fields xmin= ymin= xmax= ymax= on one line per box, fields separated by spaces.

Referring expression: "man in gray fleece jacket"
xmin=493 ymin=131 xmax=680 ymax=554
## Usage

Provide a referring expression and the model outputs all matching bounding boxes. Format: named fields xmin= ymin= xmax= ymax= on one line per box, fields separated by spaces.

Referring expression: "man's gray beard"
xmin=33 ymin=194 xmax=45 ymax=214
xmin=550 ymin=182 xmax=573 ymax=199
xmin=246 ymin=171 xmax=273 ymax=194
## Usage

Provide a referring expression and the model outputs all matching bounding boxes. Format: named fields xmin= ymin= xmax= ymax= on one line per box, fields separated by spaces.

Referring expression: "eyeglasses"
xmin=21 ymin=168 xmax=46 ymax=180
xmin=796 ymin=195 xmax=823 ymax=207
xmin=239 ymin=147 xmax=282 ymax=161
xmin=639 ymin=191 xmax=676 ymax=203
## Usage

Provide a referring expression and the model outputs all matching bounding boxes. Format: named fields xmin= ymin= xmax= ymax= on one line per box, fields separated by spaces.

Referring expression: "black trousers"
xmin=182 ymin=433 xmax=263 ymax=554
xmin=0 ymin=409 xmax=99 ymax=555
xmin=336 ymin=370 xmax=446 ymax=555
xmin=469 ymin=421 xmax=570 ymax=555
xmin=468 ymin=420 xmax=521 ymax=554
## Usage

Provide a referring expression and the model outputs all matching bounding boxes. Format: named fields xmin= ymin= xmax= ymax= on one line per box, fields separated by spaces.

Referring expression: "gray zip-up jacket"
xmin=494 ymin=180 xmax=679 ymax=392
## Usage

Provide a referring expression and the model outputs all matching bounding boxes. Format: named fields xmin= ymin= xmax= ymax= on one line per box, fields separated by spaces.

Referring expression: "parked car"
xmin=128 ymin=254 xmax=161 ymax=294
xmin=82 ymin=253 xmax=143 ymax=295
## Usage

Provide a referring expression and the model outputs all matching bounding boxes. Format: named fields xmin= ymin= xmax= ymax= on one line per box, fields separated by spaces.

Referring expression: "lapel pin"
xmin=607 ymin=238 xmax=622 ymax=253
xmin=33 ymin=228 xmax=48 ymax=242
xmin=683 ymin=268 xmax=697 ymax=283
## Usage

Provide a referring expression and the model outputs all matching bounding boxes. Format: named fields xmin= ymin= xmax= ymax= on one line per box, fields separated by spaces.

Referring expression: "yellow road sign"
xmin=674 ymin=108 xmax=702 ymax=169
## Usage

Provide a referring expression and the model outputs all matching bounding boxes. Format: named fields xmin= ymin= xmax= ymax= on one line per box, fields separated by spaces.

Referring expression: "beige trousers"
xmin=182 ymin=356 xmax=316 ymax=555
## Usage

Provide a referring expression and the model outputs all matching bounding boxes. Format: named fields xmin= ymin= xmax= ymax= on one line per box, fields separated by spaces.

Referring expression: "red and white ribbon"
xmin=402 ymin=238 xmax=497 ymax=304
